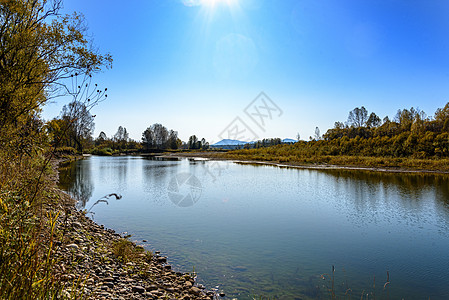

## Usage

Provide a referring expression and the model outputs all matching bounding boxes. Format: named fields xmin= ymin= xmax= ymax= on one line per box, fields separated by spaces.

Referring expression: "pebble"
xmin=131 ymin=285 xmax=145 ymax=293
xmin=52 ymin=204 xmax=216 ymax=299
xmin=190 ymin=287 xmax=202 ymax=295
xmin=66 ymin=243 xmax=79 ymax=249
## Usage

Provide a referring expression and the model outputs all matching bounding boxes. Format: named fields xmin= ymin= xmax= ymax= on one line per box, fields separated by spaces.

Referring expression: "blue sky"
xmin=43 ymin=0 xmax=449 ymax=143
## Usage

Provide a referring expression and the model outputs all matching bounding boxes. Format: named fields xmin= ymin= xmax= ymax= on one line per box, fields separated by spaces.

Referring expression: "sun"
xmin=200 ymin=0 xmax=238 ymax=8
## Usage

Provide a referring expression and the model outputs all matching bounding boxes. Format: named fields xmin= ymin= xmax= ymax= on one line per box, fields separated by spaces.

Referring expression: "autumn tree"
xmin=114 ymin=126 xmax=128 ymax=142
xmin=167 ymin=130 xmax=180 ymax=149
xmin=47 ymin=118 xmax=70 ymax=148
xmin=366 ymin=112 xmax=381 ymax=128
xmin=113 ymin=126 xmax=129 ymax=150
xmin=201 ymin=138 xmax=209 ymax=150
xmin=0 ymin=0 xmax=111 ymax=138
xmin=151 ymin=123 xmax=168 ymax=149
xmin=395 ymin=108 xmax=416 ymax=131
xmin=434 ymin=102 xmax=449 ymax=132
xmin=58 ymin=100 xmax=95 ymax=152
xmin=347 ymin=106 xmax=368 ymax=128
xmin=142 ymin=123 xmax=179 ymax=150
xmin=185 ymin=135 xmax=210 ymax=150
xmin=323 ymin=122 xmax=345 ymax=140
xmin=0 ymin=0 xmax=111 ymax=298
xmin=188 ymin=135 xmax=199 ymax=149
xmin=96 ymin=131 xmax=108 ymax=146
xmin=142 ymin=127 xmax=155 ymax=150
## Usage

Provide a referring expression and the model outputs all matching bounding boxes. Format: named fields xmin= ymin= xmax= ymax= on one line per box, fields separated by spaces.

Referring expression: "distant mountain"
xmin=210 ymin=138 xmax=297 ymax=149
xmin=210 ymin=139 xmax=249 ymax=149
xmin=282 ymin=138 xmax=297 ymax=144
xmin=212 ymin=139 xmax=248 ymax=146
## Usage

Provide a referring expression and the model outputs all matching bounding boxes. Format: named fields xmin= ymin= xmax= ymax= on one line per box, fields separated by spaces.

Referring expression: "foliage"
xmin=90 ymin=147 xmax=114 ymax=156
xmin=0 ymin=0 xmax=111 ymax=298
xmin=185 ymin=135 xmax=209 ymax=150
xmin=112 ymin=238 xmax=152 ymax=264
xmin=54 ymin=146 xmax=77 ymax=156
xmin=92 ymin=128 xmax=142 ymax=153
xmin=0 ymin=0 xmax=111 ymax=135
xmin=142 ymin=123 xmax=180 ymax=150
xmin=0 ymin=194 xmax=63 ymax=299
xmin=47 ymin=100 xmax=95 ymax=152
xmin=347 ymin=106 xmax=368 ymax=128
xmin=251 ymin=138 xmax=282 ymax=149
xmin=113 ymin=126 xmax=129 ymax=150
xmin=227 ymin=103 xmax=449 ymax=171
xmin=46 ymin=74 xmax=109 ymax=153
xmin=187 ymin=135 xmax=198 ymax=149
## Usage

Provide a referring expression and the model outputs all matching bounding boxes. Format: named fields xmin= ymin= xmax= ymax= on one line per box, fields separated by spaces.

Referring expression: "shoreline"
xmin=56 ymin=153 xmax=448 ymax=299
xmin=55 ymin=198 xmax=219 ymax=299
xmin=161 ymin=151 xmax=449 ymax=175
xmin=56 ymin=157 xmax=220 ymax=299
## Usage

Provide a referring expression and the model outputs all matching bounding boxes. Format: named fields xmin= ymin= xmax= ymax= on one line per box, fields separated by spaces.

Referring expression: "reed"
xmin=318 ymin=267 xmax=391 ymax=300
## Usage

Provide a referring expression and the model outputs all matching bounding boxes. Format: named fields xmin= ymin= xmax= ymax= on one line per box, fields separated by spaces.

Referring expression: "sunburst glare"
xmin=182 ymin=0 xmax=239 ymax=9
xmin=200 ymin=0 xmax=239 ymax=8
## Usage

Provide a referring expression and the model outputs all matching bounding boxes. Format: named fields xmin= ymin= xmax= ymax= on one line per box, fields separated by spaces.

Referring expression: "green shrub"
xmin=91 ymin=147 xmax=113 ymax=156
xmin=112 ymin=238 xmax=152 ymax=263
xmin=54 ymin=147 xmax=77 ymax=156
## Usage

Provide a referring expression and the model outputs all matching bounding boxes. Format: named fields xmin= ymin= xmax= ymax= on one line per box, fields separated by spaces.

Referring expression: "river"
xmin=59 ymin=156 xmax=449 ymax=299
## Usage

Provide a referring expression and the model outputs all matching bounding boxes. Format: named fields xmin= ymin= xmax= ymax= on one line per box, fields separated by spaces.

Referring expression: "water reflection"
xmin=316 ymin=169 xmax=449 ymax=234
xmin=321 ymin=168 xmax=449 ymax=198
xmin=59 ymin=160 xmax=94 ymax=210
xmin=58 ymin=157 xmax=449 ymax=300
xmin=143 ymin=156 xmax=180 ymax=161
xmin=142 ymin=159 xmax=180 ymax=205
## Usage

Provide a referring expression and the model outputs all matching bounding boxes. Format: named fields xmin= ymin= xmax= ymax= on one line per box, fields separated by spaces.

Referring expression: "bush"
xmin=91 ymin=147 xmax=113 ymax=156
xmin=54 ymin=146 xmax=77 ymax=156
xmin=112 ymin=238 xmax=152 ymax=263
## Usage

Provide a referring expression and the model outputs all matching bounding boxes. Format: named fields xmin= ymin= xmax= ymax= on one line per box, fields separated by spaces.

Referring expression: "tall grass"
xmin=318 ymin=266 xmax=391 ymax=300
xmin=223 ymin=143 xmax=449 ymax=172
xmin=0 ymin=146 xmax=70 ymax=299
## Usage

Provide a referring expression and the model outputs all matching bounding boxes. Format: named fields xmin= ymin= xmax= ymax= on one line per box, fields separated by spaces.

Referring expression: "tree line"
xmin=321 ymin=104 xmax=449 ymax=158
xmin=47 ymin=112 xmax=210 ymax=155
xmin=229 ymin=103 xmax=449 ymax=166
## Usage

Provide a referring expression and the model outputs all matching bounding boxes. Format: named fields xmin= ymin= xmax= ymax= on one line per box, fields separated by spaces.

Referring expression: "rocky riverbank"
xmin=54 ymin=199 xmax=221 ymax=299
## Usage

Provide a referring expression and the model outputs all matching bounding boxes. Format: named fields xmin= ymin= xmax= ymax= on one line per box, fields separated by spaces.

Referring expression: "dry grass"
xmin=112 ymin=238 xmax=152 ymax=263
xmin=221 ymin=146 xmax=449 ymax=173
xmin=0 ymin=150 xmax=67 ymax=299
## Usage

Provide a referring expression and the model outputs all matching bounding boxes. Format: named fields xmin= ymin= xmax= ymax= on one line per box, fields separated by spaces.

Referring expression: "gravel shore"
xmin=54 ymin=201 xmax=221 ymax=299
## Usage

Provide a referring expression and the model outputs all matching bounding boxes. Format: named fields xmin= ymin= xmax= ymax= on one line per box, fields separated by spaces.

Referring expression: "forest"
xmin=226 ymin=104 xmax=449 ymax=171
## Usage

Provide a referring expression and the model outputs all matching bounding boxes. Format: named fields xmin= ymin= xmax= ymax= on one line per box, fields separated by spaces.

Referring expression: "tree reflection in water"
xmin=58 ymin=160 xmax=94 ymax=210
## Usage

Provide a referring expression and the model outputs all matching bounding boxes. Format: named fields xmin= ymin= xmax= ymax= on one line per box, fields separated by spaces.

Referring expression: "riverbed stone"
xmin=131 ymin=285 xmax=145 ymax=293
xmin=66 ymin=243 xmax=79 ymax=249
xmin=50 ymin=197 xmax=217 ymax=299
xmin=190 ymin=287 xmax=202 ymax=295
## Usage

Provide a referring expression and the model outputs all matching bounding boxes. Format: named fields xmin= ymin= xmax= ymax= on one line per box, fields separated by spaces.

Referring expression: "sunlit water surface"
xmin=59 ymin=156 xmax=449 ymax=299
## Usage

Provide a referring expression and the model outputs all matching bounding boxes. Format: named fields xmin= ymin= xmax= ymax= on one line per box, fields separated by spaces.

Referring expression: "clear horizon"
xmin=42 ymin=0 xmax=449 ymax=143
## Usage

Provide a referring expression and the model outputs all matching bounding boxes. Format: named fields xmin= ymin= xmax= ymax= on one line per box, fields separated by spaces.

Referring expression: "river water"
xmin=59 ymin=156 xmax=449 ymax=299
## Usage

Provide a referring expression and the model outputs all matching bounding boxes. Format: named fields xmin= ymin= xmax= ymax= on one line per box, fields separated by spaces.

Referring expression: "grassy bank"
xmin=183 ymin=147 xmax=449 ymax=173
xmin=0 ymin=151 xmax=69 ymax=299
